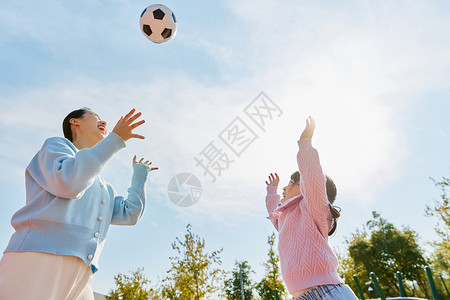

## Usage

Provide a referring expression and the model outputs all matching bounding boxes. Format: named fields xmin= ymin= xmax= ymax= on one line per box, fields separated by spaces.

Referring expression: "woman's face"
xmin=71 ymin=110 xmax=107 ymax=143
xmin=282 ymin=178 xmax=301 ymax=201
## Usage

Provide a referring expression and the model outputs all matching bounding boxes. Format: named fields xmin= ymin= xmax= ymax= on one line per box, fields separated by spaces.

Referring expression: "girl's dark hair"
xmin=62 ymin=108 xmax=90 ymax=142
xmin=291 ymin=171 xmax=340 ymax=236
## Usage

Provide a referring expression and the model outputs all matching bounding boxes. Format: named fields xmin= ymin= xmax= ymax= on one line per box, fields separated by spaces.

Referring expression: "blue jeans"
xmin=293 ymin=283 xmax=358 ymax=300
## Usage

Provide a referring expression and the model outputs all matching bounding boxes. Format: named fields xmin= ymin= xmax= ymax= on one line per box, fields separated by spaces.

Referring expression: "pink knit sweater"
xmin=266 ymin=138 xmax=343 ymax=294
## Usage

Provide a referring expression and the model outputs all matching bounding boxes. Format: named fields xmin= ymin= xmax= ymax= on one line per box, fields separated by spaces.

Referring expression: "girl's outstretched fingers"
xmin=308 ymin=116 xmax=316 ymax=131
xmin=300 ymin=116 xmax=316 ymax=139
xmin=266 ymin=172 xmax=280 ymax=187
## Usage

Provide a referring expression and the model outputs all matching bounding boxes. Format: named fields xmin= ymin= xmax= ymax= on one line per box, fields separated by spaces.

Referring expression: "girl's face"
xmin=282 ymin=178 xmax=301 ymax=202
xmin=71 ymin=110 xmax=107 ymax=144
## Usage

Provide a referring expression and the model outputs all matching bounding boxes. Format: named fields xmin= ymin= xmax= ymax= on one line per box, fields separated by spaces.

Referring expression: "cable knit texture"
xmin=266 ymin=138 xmax=343 ymax=294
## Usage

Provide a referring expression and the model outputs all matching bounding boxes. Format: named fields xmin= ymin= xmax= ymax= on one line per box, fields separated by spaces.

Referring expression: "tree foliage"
xmin=160 ymin=224 xmax=224 ymax=300
xmin=105 ymin=268 xmax=156 ymax=300
xmin=223 ymin=260 xmax=255 ymax=300
xmin=427 ymin=177 xmax=450 ymax=276
xmin=341 ymin=212 xmax=429 ymax=299
xmin=255 ymin=232 xmax=286 ymax=300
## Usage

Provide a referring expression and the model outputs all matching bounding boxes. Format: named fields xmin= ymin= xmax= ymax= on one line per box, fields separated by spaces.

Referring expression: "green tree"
xmin=427 ymin=177 xmax=450 ymax=276
xmin=160 ymin=224 xmax=224 ymax=300
xmin=336 ymin=249 xmax=363 ymax=297
xmin=343 ymin=212 xmax=429 ymax=299
xmin=256 ymin=233 xmax=286 ymax=300
xmin=223 ymin=260 xmax=255 ymax=300
xmin=105 ymin=268 xmax=159 ymax=300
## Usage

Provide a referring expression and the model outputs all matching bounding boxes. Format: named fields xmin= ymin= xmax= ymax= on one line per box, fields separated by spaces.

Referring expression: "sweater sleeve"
xmin=28 ymin=133 xmax=126 ymax=199
xmin=265 ymin=186 xmax=281 ymax=231
xmin=111 ymin=163 xmax=150 ymax=225
xmin=297 ymin=138 xmax=330 ymax=237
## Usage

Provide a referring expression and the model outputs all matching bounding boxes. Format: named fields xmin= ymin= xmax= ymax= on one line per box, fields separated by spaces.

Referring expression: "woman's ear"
xmin=69 ymin=118 xmax=79 ymax=126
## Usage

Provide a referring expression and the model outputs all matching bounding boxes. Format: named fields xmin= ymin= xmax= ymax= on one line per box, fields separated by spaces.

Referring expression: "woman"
xmin=265 ymin=116 xmax=358 ymax=300
xmin=0 ymin=108 xmax=158 ymax=300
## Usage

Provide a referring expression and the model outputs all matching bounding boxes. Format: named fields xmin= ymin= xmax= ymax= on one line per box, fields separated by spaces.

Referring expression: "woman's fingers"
xmin=123 ymin=108 xmax=136 ymax=122
xmin=133 ymin=156 xmax=158 ymax=170
xmin=127 ymin=111 xmax=142 ymax=124
xmin=113 ymin=109 xmax=146 ymax=141
xmin=130 ymin=120 xmax=146 ymax=129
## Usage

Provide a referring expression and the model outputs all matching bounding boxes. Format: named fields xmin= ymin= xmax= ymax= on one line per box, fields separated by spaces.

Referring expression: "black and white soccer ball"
xmin=140 ymin=4 xmax=177 ymax=44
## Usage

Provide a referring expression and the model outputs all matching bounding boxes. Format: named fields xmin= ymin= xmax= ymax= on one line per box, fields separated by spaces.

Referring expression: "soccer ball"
xmin=140 ymin=4 xmax=177 ymax=44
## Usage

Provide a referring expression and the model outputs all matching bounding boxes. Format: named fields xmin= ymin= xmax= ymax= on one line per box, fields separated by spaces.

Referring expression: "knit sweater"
xmin=4 ymin=133 xmax=150 ymax=273
xmin=265 ymin=138 xmax=343 ymax=294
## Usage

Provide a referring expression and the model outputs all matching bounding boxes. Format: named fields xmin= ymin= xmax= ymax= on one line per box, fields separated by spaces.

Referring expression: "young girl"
xmin=0 ymin=108 xmax=158 ymax=300
xmin=265 ymin=116 xmax=358 ymax=300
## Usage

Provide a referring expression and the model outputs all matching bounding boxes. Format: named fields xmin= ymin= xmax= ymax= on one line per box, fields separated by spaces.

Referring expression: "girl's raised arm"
xmin=297 ymin=117 xmax=330 ymax=237
xmin=265 ymin=173 xmax=281 ymax=231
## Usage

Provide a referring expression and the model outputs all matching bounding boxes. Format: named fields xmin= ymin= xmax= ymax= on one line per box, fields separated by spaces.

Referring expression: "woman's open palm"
xmin=133 ymin=156 xmax=158 ymax=171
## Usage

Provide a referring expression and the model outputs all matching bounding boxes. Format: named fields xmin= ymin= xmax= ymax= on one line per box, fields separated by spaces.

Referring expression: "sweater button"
xmin=101 ymin=200 xmax=106 ymax=205
xmin=94 ymin=232 xmax=99 ymax=238
xmin=97 ymin=216 xmax=103 ymax=221
xmin=88 ymin=254 xmax=93 ymax=260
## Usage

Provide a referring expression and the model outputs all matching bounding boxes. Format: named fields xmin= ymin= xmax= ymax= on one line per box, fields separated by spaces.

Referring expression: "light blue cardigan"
xmin=4 ymin=133 xmax=150 ymax=273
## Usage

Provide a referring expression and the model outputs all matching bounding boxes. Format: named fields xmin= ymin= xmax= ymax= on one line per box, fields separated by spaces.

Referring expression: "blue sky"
xmin=1 ymin=0 xmax=449 ymax=295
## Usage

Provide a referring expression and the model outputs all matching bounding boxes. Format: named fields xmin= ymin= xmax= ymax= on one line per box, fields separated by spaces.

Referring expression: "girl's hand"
xmin=133 ymin=155 xmax=159 ymax=171
xmin=265 ymin=173 xmax=279 ymax=187
xmin=300 ymin=116 xmax=315 ymax=140
xmin=112 ymin=108 xmax=146 ymax=142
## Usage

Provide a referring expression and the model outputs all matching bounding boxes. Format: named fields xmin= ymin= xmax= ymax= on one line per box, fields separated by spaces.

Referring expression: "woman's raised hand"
xmin=112 ymin=108 xmax=146 ymax=142
xmin=133 ymin=156 xmax=159 ymax=171
xmin=265 ymin=173 xmax=279 ymax=187
xmin=300 ymin=116 xmax=316 ymax=140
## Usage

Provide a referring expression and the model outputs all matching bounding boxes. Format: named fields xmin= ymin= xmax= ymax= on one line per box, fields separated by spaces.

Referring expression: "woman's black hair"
xmin=62 ymin=108 xmax=90 ymax=142
xmin=291 ymin=171 xmax=340 ymax=236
